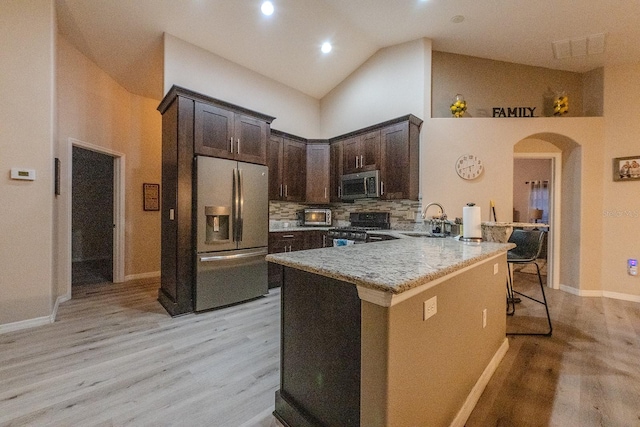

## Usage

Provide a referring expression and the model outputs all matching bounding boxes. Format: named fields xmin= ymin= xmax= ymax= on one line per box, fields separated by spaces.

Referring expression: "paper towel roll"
xmin=463 ymin=204 xmax=482 ymax=239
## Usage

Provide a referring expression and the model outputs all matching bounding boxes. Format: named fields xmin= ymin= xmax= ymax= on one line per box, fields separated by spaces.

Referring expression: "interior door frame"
xmin=67 ymin=138 xmax=125 ymax=288
xmin=514 ymin=152 xmax=561 ymax=290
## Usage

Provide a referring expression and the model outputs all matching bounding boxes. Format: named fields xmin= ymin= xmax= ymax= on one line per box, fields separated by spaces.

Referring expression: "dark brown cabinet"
xmin=157 ymin=86 xmax=274 ymax=316
xmin=267 ymin=131 xmax=307 ymax=202
xmin=329 ymin=141 xmax=343 ymax=202
xmin=306 ymin=142 xmax=330 ymax=204
xmin=379 ymin=117 xmax=421 ymax=200
xmin=268 ymin=230 xmax=328 ymax=288
xmin=341 ymin=130 xmax=380 ymax=175
xmin=195 ymin=101 xmax=268 ymax=165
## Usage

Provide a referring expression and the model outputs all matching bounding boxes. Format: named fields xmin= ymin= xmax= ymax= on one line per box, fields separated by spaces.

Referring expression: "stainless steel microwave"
xmin=341 ymin=170 xmax=380 ymax=201
xmin=303 ymin=208 xmax=332 ymax=226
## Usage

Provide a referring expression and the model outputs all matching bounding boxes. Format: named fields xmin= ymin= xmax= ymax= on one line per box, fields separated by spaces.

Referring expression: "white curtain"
xmin=528 ymin=180 xmax=549 ymax=223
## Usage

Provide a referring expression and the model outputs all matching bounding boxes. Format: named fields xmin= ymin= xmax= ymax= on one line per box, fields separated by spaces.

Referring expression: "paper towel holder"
xmin=460 ymin=202 xmax=483 ymax=243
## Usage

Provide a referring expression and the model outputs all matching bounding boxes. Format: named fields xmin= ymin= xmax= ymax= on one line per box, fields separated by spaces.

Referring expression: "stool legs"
xmin=506 ymin=261 xmax=552 ymax=336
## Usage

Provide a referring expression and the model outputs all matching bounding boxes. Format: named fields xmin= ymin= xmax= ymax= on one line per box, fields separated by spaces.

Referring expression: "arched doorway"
xmin=514 ymin=133 xmax=582 ymax=290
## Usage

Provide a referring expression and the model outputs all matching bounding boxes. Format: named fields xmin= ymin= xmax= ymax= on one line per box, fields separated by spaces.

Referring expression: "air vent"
xmin=552 ymin=33 xmax=605 ymax=59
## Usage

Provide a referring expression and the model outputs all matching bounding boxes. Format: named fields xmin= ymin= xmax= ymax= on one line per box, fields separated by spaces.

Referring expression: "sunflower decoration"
xmin=553 ymin=94 xmax=569 ymax=116
xmin=450 ymin=94 xmax=467 ymax=118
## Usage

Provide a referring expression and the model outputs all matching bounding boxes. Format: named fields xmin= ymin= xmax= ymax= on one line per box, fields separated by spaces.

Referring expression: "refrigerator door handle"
xmin=237 ymin=168 xmax=244 ymax=242
xmin=199 ymin=248 xmax=267 ymax=263
xmin=233 ymin=168 xmax=239 ymax=242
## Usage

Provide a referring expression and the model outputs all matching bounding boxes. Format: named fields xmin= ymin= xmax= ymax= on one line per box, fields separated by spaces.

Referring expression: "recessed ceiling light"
xmin=261 ymin=1 xmax=274 ymax=16
xmin=321 ymin=42 xmax=332 ymax=54
xmin=450 ymin=15 xmax=465 ymax=24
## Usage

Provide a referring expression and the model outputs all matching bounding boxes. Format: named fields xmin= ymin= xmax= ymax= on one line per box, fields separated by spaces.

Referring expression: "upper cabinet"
xmin=379 ymin=117 xmax=422 ymax=200
xmin=194 ymin=102 xmax=269 ymax=164
xmin=306 ymin=142 xmax=330 ymax=204
xmin=341 ymin=130 xmax=380 ymax=175
xmin=267 ymin=131 xmax=307 ymax=202
xmin=158 ymin=86 xmax=274 ymax=166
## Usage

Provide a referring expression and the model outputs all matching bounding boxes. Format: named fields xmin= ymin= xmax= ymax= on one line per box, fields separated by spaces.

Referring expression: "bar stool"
xmin=506 ymin=229 xmax=552 ymax=336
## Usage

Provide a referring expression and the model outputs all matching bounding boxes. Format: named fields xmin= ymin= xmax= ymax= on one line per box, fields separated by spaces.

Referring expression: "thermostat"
xmin=11 ymin=168 xmax=36 ymax=181
xmin=628 ymin=259 xmax=638 ymax=276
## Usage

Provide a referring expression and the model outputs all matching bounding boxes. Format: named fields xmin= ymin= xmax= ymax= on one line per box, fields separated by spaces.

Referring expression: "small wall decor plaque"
xmin=143 ymin=183 xmax=160 ymax=210
xmin=613 ymin=156 xmax=640 ymax=181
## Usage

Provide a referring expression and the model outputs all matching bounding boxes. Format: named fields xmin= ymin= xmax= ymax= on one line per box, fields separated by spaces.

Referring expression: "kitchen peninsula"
xmin=267 ymin=237 xmax=515 ymax=427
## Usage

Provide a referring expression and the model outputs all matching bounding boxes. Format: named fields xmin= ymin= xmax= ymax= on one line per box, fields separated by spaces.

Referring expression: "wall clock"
xmin=456 ymin=154 xmax=484 ymax=180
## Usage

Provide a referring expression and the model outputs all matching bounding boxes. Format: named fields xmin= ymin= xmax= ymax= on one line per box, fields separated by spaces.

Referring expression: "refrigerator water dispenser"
xmin=205 ymin=206 xmax=230 ymax=244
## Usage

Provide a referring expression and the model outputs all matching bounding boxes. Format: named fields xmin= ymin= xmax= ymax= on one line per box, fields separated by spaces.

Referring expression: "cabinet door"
xmin=267 ymin=135 xmax=284 ymax=200
xmin=282 ymin=138 xmax=307 ymax=202
xmin=330 ymin=141 xmax=343 ymax=202
xmin=306 ymin=144 xmax=330 ymax=203
xmin=194 ymin=102 xmax=234 ymax=159
xmin=380 ymin=121 xmax=410 ymax=199
xmin=341 ymin=136 xmax=360 ymax=174
xmin=235 ymin=114 xmax=267 ymax=165
xmin=359 ymin=130 xmax=380 ymax=171
xmin=304 ymin=230 xmax=328 ymax=249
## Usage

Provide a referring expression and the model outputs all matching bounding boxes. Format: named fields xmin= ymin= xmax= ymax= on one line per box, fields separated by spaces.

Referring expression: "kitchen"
xmin=4 ymin=1 xmax=640 ymax=426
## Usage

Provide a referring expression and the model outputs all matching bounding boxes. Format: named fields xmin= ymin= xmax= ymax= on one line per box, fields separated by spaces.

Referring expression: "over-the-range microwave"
xmin=341 ymin=170 xmax=380 ymax=201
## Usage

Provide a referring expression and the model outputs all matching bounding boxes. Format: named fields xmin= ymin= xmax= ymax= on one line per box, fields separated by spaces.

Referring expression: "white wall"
xmin=320 ymin=38 xmax=431 ymax=138
xmin=163 ymin=34 xmax=320 ymax=138
xmin=56 ymin=36 xmax=162 ymax=291
xmin=601 ymin=63 xmax=640 ymax=299
xmin=0 ymin=0 xmax=56 ymax=326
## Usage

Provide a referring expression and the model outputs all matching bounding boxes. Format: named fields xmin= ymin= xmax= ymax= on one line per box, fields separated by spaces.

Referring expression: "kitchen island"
xmin=267 ymin=236 xmax=515 ymax=427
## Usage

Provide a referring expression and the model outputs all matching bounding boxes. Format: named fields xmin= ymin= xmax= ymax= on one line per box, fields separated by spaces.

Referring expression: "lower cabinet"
xmin=268 ymin=230 xmax=328 ymax=288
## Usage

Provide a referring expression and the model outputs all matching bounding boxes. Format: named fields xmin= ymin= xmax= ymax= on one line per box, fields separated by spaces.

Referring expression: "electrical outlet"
xmin=424 ymin=296 xmax=437 ymax=321
xmin=482 ymin=308 xmax=487 ymax=328
xmin=493 ymin=263 xmax=499 ymax=275
xmin=628 ymin=259 xmax=638 ymax=276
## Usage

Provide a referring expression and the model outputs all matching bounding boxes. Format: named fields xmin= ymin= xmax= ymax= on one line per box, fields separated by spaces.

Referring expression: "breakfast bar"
xmin=267 ymin=236 xmax=515 ymax=427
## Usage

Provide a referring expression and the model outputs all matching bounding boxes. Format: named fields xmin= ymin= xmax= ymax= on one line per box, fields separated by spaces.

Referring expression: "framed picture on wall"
xmin=613 ymin=156 xmax=640 ymax=181
xmin=143 ymin=183 xmax=160 ymax=211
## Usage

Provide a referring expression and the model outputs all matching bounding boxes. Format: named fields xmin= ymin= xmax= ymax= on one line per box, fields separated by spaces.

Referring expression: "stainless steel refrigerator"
xmin=195 ymin=156 xmax=269 ymax=311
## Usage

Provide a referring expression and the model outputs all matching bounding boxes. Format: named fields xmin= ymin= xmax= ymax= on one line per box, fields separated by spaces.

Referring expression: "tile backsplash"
xmin=269 ymin=199 xmax=423 ymax=230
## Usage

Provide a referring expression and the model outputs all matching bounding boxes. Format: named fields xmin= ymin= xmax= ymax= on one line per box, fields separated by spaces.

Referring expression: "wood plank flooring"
xmin=1 ymin=273 xmax=638 ymax=426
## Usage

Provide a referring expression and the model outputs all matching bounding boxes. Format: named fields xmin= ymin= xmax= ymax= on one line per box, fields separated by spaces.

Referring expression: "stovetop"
xmin=327 ymin=212 xmax=390 ymax=241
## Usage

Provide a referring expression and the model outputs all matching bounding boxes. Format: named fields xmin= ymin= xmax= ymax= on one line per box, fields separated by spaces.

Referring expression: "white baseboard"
xmin=450 ymin=337 xmax=510 ymax=427
xmin=124 ymin=270 xmax=160 ymax=282
xmin=1 ymin=293 xmax=70 ymax=335
xmin=560 ymin=284 xmax=640 ymax=302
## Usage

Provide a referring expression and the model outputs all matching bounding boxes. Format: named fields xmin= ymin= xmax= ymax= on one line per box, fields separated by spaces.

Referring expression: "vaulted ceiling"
xmin=56 ymin=0 xmax=640 ymax=100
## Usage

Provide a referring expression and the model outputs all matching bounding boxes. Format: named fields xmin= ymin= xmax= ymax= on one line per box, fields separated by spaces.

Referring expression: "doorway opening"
xmin=72 ymin=147 xmax=114 ymax=285
xmin=513 ymin=153 xmax=561 ymax=289
xmin=67 ymin=139 xmax=125 ymax=294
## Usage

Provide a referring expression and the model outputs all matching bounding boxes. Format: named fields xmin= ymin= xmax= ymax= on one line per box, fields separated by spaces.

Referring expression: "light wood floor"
xmin=1 ymin=273 xmax=638 ymax=426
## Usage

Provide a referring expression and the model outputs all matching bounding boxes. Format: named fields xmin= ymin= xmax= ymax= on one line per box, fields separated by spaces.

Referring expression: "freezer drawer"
xmin=196 ymin=247 xmax=268 ymax=311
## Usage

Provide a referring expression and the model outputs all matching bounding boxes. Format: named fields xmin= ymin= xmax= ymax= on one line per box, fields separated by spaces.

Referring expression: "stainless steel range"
xmin=327 ymin=212 xmax=390 ymax=244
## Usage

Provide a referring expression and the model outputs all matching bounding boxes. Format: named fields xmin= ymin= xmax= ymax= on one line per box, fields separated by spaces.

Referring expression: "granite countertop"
xmin=266 ymin=237 xmax=515 ymax=295
xmin=269 ymin=226 xmax=332 ymax=232
xmin=482 ymin=221 xmax=549 ymax=228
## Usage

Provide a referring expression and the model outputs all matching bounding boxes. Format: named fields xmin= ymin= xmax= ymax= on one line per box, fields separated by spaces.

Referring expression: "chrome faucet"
xmin=422 ymin=202 xmax=448 ymax=235
xmin=422 ymin=202 xmax=447 ymax=220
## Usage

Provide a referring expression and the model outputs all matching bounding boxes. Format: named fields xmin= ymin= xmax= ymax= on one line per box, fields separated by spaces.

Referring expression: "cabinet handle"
xmin=279 ymin=184 xmax=283 ymax=198
xmin=380 ymin=180 xmax=384 ymax=196
xmin=230 ymin=137 xmax=234 ymax=153
xmin=355 ymin=156 xmax=359 ymax=169
xmin=324 ymin=187 xmax=327 ymax=199
xmin=322 ymin=235 xmax=327 ymax=247
xmin=360 ymin=155 xmax=364 ymax=167
xmin=338 ymin=186 xmax=342 ymax=199
xmin=282 ymin=235 xmax=294 ymax=238
xmin=284 ymin=184 xmax=288 ymax=198
xmin=237 ymin=138 xmax=240 ymax=154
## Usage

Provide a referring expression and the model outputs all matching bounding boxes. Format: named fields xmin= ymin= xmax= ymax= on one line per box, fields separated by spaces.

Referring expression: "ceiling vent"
xmin=552 ymin=33 xmax=605 ymax=59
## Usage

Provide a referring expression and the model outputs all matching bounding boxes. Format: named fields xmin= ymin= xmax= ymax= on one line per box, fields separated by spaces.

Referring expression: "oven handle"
xmin=199 ymin=248 xmax=267 ymax=263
